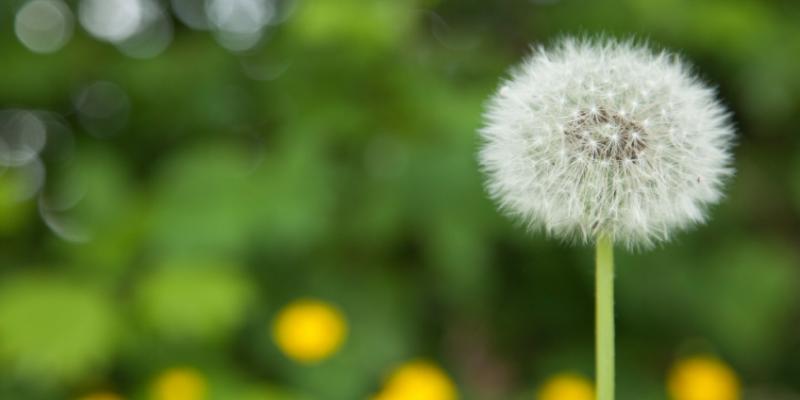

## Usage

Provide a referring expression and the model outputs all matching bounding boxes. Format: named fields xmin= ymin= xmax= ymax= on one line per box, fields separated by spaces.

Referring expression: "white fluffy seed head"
xmin=479 ymin=37 xmax=735 ymax=249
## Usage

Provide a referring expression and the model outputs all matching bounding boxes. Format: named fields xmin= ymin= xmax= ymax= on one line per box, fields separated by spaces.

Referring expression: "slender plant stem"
xmin=596 ymin=235 xmax=615 ymax=400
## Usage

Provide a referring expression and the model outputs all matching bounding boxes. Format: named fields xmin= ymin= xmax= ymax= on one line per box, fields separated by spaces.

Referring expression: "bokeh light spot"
xmin=14 ymin=0 xmax=74 ymax=53
xmin=1 ymin=157 xmax=46 ymax=203
xmin=38 ymin=193 xmax=92 ymax=243
xmin=206 ymin=0 xmax=274 ymax=51
xmin=0 ymin=110 xmax=47 ymax=167
xmin=72 ymin=81 xmax=131 ymax=138
xmin=170 ymin=0 xmax=209 ymax=30
xmin=372 ymin=361 xmax=458 ymax=400
xmin=116 ymin=0 xmax=173 ymax=59
xmin=272 ymin=298 xmax=347 ymax=363
xmin=668 ymin=356 xmax=740 ymax=400
xmin=78 ymin=392 xmax=124 ymax=400
xmin=537 ymin=373 xmax=594 ymax=400
xmin=152 ymin=367 xmax=207 ymax=400
xmin=79 ymin=0 xmax=144 ymax=43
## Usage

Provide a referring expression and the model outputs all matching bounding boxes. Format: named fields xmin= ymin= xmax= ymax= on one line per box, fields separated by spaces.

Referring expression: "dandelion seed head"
xmin=479 ymin=36 xmax=735 ymax=248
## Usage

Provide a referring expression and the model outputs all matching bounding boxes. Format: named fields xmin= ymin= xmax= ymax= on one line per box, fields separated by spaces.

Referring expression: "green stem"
xmin=596 ymin=235 xmax=615 ymax=400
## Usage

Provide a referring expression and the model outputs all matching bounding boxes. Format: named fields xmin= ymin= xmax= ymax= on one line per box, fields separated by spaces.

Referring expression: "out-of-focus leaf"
xmin=287 ymin=0 xmax=416 ymax=52
xmin=0 ymin=275 xmax=119 ymax=384
xmin=149 ymin=143 xmax=255 ymax=258
xmin=135 ymin=260 xmax=255 ymax=343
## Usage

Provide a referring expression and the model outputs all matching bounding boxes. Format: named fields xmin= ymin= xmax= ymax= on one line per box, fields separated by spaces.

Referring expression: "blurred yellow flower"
xmin=152 ymin=367 xmax=208 ymax=400
xmin=272 ymin=298 xmax=347 ymax=363
xmin=537 ymin=373 xmax=594 ymax=400
xmin=78 ymin=393 xmax=123 ymax=400
xmin=372 ymin=361 xmax=458 ymax=400
xmin=668 ymin=356 xmax=740 ymax=400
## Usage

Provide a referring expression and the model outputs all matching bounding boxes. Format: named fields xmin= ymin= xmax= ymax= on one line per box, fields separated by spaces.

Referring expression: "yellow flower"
xmin=537 ymin=373 xmax=594 ymax=400
xmin=668 ymin=356 xmax=740 ymax=400
xmin=272 ymin=298 xmax=347 ymax=363
xmin=78 ymin=393 xmax=123 ymax=400
xmin=372 ymin=361 xmax=458 ymax=400
xmin=152 ymin=367 xmax=208 ymax=400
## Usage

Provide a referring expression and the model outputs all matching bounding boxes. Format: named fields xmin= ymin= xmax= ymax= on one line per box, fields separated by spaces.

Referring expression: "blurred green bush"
xmin=0 ymin=0 xmax=799 ymax=399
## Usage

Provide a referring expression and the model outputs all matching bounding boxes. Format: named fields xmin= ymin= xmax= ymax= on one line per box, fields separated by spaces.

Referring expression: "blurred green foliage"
xmin=1 ymin=0 xmax=799 ymax=399
xmin=0 ymin=275 xmax=118 ymax=384
xmin=135 ymin=261 xmax=254 ymax=342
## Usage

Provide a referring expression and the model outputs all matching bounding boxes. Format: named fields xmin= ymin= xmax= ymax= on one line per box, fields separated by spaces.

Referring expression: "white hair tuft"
xmin=479 ymin=36 xmax=735 ymax=249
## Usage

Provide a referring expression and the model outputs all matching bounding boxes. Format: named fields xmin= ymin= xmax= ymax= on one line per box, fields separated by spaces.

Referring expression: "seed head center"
xmin=565 ymin=107 xmax=646 ymax=162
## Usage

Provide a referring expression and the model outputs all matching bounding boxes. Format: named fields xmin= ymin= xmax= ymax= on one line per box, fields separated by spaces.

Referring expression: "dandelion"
xmin=537 ymin=373 xmax=594 ymax=400
xmin=272 ymin=298 xmax=347 ymax=364
xmin=479 ymin=36 xmax=735 ymax=400
xmin=372 ymin=361 xmax=457 ymax=400
xmin=668 ymin=356 xmax=740 ymax=400
xmin=152 ymin=367 xmax=207 ymax=400
xmin=78 ymin=393 xmax=123 ymax=400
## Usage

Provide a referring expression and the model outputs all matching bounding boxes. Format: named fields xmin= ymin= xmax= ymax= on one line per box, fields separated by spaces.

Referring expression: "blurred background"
xmin=0 ymin=0 xmax=799 ymax=399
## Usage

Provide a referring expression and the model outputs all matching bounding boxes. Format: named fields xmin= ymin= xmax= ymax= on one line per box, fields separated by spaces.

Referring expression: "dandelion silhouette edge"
xmin=479 ymin=36 xmax=735 ymax=248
